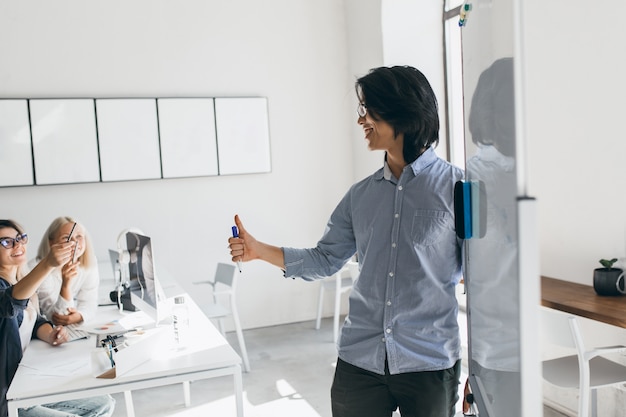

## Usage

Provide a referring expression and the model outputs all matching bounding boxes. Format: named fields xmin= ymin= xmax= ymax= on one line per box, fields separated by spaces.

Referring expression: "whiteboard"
xmin=215 ymin=97 xmax=271 ymax=175
xmin=461 ymin=1 xmax=540 ymax=416
xmin=96 ymin=99 xmax=161 ymax=182
xmin=30 ymin=99 xmax=100 ymax=185
xmin=157 ymin=98 xmax=218 ymax=178
xmin=0 ymin=100 xmax=33 ymax=187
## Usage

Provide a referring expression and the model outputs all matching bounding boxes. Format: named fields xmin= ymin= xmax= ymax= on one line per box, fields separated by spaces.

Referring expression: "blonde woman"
xmin=27 ymin=217 xmax=99 ymax=326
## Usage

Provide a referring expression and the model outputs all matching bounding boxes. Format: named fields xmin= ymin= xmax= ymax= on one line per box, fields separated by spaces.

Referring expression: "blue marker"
xmin=232 ymin=226 xmax=243 ymax=273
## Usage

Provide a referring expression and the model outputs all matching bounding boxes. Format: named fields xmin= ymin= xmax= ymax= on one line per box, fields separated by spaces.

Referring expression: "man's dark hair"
xmin=356 ymin=66 xmax=439 ymax=163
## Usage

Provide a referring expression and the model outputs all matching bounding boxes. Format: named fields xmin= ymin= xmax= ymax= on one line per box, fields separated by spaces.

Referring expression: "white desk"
xmin=7 ymin=296 xmax=244 ymax=417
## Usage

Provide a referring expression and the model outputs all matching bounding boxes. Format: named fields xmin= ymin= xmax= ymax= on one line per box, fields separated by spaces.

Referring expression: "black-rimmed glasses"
xmin=0 ymin=233 xmax=28 ymax=249
xmin=357 ymin=102 xmax=367 ymax=118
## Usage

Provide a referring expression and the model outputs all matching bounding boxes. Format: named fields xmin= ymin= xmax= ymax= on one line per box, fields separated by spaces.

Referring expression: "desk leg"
xmin=124 ymin=390 xmax=135 ymax=417
xmin=8 ymin=404 xmax=17 ymax=417
xmin=234 ymin=363 xmax=244 ymax=417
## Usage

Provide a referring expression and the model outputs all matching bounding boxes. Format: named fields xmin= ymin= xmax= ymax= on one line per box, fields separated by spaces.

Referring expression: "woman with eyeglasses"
xmin=24 ymin=217 xmax=99 ymax=328
xmin=0 ymin=219 xmax=115 ymax=417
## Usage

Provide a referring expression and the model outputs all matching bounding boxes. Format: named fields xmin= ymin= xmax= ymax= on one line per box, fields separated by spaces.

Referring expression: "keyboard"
xmin=65 ymin=325 xmax=91 ymax=342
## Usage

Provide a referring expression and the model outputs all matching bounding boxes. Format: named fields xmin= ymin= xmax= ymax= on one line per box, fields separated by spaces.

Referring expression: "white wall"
xmin=381 ymin=0 xmax=448 ymax=161
xmin=523 ymin=1 xmax=626 ymax=414
xmin=0 ymin=0 xmax=378 ymax=330
xmin=346 ymin=0 xmax=448 ymax=181
xmin=345 ymin=0 xmax=386 ymax=181
xmin=525 ymin=0 xmax=626 ymax=282
xmin=1 ymin=1 xmax=452 ymax=332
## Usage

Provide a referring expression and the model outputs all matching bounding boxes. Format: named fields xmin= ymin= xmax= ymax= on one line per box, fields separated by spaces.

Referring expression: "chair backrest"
xmin=541 ymin=307 xmax=586 ymax=354
xmin=346 ymin=261 xmax=360 ymax=283
xmin=214 ymin=262 xmax=237 ymax=290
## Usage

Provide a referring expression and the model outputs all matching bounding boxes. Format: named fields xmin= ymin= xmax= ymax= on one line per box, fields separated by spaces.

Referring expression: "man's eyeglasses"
xmin=0 ymin=233 xmax=28 ymax=249
xmin=357 ymin=103 xmax=367 ymax=118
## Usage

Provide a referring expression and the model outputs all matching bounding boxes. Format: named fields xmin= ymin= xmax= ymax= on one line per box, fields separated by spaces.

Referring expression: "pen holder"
xmin=92 ymin=327 xmax=166 ymax=379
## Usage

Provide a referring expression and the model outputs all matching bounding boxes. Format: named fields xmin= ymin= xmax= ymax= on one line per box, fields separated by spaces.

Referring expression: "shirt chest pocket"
xmin=411 ymin=209 xmax=451 ymax=247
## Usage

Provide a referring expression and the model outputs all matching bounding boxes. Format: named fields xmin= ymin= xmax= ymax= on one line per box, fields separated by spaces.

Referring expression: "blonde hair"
xmin=37 ymin=216 xmax=95 ymax=269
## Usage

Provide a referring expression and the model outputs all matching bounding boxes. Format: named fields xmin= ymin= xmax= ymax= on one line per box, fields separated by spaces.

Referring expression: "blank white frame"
xmin=0 ymin=100 xmax=34 ymax=187
xmin=30 ymin=99 xmax=100 ymax=185
xmin=215 ymin=97 xmax=271 ymax=175
xmin=158 ymin=98 xmax=218 ymax=178
xmin=97 ymin=99 xmax=161 ymax=182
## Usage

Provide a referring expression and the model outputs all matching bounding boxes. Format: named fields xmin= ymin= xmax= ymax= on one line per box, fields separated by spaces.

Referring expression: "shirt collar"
xmin=409 ymin=147 xmax=436 ymax=176
xmin=378 ymin=147 xmax=437 ymax=182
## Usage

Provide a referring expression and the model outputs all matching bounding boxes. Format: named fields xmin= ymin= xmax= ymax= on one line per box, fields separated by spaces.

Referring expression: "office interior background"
xmin=1 ymin=0 xmax=626 ymax=414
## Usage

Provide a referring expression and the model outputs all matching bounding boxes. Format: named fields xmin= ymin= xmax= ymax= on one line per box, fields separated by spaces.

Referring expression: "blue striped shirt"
xmin=283 ymin=148 xmax=464 ymax=375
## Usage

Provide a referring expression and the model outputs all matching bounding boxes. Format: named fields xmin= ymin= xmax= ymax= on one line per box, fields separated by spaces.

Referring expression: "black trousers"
xmin=331 ymin=358 xmax=460 ymax=417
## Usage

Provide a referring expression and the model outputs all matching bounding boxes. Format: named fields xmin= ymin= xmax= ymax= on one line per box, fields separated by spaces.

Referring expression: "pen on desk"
xmin=232 ymin=226 xmax=243 ymax=273
xmin=67 ymin=222 xmax=77 ymax=242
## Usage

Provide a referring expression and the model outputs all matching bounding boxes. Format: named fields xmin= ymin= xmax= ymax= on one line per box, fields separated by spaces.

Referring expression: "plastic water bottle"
xmin=172 ymin=296 xmax=190 ymax=347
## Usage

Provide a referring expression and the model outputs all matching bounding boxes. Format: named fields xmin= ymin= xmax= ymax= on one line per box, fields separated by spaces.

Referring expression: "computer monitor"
xmin=119 ymin=231 xmax=168 ymax=324
xmin=108 ymin=249 xmax=120 ymax=281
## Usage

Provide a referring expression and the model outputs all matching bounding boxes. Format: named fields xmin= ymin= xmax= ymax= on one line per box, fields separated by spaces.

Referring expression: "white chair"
xmin=193 ymin=262 xmax=251 ymax=372
xmin=541 ymin=307 xmax=626 ymax=417
xmin=315 ymin=261 xmax=359 ymax=343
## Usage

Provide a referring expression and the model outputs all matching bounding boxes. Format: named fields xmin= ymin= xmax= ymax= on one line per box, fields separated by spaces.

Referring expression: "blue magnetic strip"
xmin=462 ymin=181 xmax=472 ymax=239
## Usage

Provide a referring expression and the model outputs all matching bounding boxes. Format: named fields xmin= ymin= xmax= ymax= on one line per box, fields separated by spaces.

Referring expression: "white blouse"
xmin=26 ymin=258 xmax=100 ymax=323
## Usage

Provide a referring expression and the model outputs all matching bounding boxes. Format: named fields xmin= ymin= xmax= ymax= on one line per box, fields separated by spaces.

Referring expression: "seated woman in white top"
xmin=27 ymin=217 xmax=99 ymax=326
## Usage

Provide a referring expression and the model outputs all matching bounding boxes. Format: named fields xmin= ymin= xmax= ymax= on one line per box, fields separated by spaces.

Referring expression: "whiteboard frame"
xmin=215 ymin=97 xmax=271 ymax=175
xmin=0 ymin=96 xmax=272 ymax=187
xmin=157 ymin=98 xmax=218 ymax=179
xmin=0 ymin=99 xmax=34 ymax=187
xmin=96 ymin=99 xmax=161 ymax=182
xmin=30 ymin=99 xmax=100 ymax=185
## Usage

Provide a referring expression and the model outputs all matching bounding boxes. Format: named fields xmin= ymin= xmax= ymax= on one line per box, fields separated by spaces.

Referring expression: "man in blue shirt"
xmin=229 ymin=66 xmax=464 ymax=417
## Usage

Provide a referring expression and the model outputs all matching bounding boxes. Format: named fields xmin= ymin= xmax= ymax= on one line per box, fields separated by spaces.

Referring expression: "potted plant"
xmin=593 ymin=258 xmax=625 ymax=296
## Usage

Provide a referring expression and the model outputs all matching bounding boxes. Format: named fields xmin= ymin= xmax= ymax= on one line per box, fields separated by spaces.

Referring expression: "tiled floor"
xmin=110 ymin=317 xmax=566 ymax=416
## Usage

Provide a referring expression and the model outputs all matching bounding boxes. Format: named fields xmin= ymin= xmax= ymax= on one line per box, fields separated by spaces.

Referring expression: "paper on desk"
xmin=80 ymin=311 xmax=154 ymax=335
xmin=19 ymin=356 xmax=89 ymax=378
